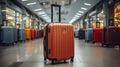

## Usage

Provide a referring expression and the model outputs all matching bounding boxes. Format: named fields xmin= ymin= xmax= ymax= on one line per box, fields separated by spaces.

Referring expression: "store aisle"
xmin=0 ymin=38 xmax=120 ymax=67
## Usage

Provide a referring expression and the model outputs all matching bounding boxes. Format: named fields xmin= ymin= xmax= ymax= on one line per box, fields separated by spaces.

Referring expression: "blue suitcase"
xmin=18 ymin=28 xmax=25 ymax=41
xmin=0 ymin=26 xmax=14 ymax=44
xmin=85 ymin=28 xmax=93 ymax=42
xmin=13 ymin=27 xmax=18 ymax=42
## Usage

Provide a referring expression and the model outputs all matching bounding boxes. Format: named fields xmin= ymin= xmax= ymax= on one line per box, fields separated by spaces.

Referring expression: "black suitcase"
xmin=78 ymin=29 xmax=85 ymax=39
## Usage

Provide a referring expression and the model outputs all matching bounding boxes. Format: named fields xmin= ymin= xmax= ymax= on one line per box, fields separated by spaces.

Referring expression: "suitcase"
xmin=36 ymin=30 xmax=41 ymax=38
xmin=41 ymin=29 xmax=44 ymax=37
xmin=18 ymin=28 xmax=25 ymax=41
xmin=102 ymin=27 xmax=107 ymax=46
xmin=25 ymin=28 xmax=31 ymax=40
xmin=13 ymin=27 xmax=18 ymax=42
xmin=103 ymin=26 xmax=120 ymax=47
xmin=31 ymin=29 xmax=35 ymax=39
xmin=44 ymin=4 xmax=74 ymax=64
xmin=74 ymin=30 xmax=79 ymax=38
xmin=0 ymin=26 xmax=2 ymax=43
xmin=0 ymin=26 xmax=14 ymax=44
xmin=35 ymin=30 xmax=38 ymax=38
xmin=85 ymin=28 xmax=93 ymax=42
xmin=38 ymin=30 xmax=41 ymax=38
xmin=78 ymin=29 xmax=85 ymax=39
xmin=93 ymin=28 xmax=102 ymax=43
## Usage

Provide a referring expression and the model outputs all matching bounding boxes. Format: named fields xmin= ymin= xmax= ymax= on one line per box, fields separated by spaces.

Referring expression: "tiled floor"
xmin=0 ymin=38 xmax=120 ymax=67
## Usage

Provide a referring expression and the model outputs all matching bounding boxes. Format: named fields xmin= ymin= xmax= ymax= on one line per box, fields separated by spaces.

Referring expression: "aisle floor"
xmin=0 ymin=38 xmax=120 ymax=67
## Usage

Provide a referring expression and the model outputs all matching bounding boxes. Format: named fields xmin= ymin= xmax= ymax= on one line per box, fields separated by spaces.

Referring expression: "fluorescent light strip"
xmin=78 ymin=11 xmax=84 ymax=13
xmin=41 ymin=14 xmax=47 ymax=17
xmin=75 ymin=15 xmax=80 ymax=17
xmin=27 ymin=2 xmax=36 ymax=5
xmin=1 ymin=10 xmax=8 ymax=12
xmin=34 ymin=8 xmax=42 ymax=11
xmin=84 ymin=3 xmax=91 ymax=6
xmin=76 ymin=13 xmax=81 ymax=15
xmin=81 ymin=7 xmax=87 ymax=10
xmin=22 ymin=0 xmax=28 ymax=1
xmin=38 ymin=12 xmax=45 ymax=15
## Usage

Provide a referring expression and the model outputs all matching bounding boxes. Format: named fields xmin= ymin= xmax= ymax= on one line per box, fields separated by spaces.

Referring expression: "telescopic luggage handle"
xmin=51 ymin=4 xmax=61 ymax=22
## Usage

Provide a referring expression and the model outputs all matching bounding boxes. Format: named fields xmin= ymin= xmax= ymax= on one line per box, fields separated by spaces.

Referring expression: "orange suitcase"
xmin=43 ymin=4 xmax=74 ymax=64
xmin=25 ymin=28 xmax=31 ymax=40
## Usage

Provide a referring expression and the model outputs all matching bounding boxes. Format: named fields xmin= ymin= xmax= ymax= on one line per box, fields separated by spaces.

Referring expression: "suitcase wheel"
xmin=51 ymin=60 xmax=55 ymax=65
xmin=63 ymin=60 xmax=67 ymax=63
xmin=70 ymin=57 xmax=74 ymax=62
xmin=44 ymin=57 xmax=47 ymax=61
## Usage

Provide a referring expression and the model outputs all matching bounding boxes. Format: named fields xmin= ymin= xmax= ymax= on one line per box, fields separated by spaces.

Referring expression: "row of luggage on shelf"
xmin=0 ymin=26 xmax=43 ymax=45
xmin=75 ymin=26 xmax=120 ymax=47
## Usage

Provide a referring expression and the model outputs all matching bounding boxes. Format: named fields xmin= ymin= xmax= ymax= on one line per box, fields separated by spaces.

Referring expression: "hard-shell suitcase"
xmin=102 ymin=27 xmax=107 ymax=46
xmin=38 ymin=30 xmax=41 ymax=38
xmin=40 ymin=29 xmax=43 ymax=37
xmin=78 ymin=29 xmax=85 ymax=39
xmin=31 ymin=29 xmax=35 ymax=39
xmin=93 ymin=28 xmax=102 ymax=43
xmin=0 ymin=26 xmax=14 ymax=44
xmin=103 ymin=26 xmax=120 ymax=47
xmin=35 ymin=30 xmax=38 ymax=38
xmin=85 ymin=28 xmax=93 ymax=42
xmin=25 ymin=28 xmax=31 ymax=40
xmin=18 ymin=28 xmax=25 ymax=41
xmin=0 ymin=26 xmax=2 ymax=43
xmin=13 ymin=27 xmax=18 ymax=42
xmin=74 ymin=30 xmax=79 ymax=38
xmin=44 ymin=4 xmax=74 ymax=64
xmin=36 ymin=30 xmax=39 ymax=38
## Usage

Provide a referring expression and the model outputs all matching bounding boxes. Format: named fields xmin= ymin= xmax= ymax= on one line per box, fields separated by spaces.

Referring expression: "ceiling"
xmin=16 ymin=0 xmax=101 ymax=23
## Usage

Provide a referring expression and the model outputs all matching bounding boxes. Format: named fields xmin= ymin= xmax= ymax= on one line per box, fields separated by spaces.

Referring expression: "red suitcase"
xmin=93 ymin=28 xmax=102 ymax=43
xmin=43 ymin=4 xmax=74 ymax=64
xmin=31 ymin=29 xmax=35 ymax=39
xmin=35 ymin=30 xmax=38 ymax=38
xmin=38 ymin=30 xmax=41 ymax=38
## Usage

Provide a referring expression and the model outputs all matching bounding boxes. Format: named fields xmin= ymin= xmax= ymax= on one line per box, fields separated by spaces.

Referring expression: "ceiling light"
xmin=22 ymin=0 xmax=28 ymax=1
xmin=34 ymin=8 xmax=42 ymax=11
xmin=81 ymin=7 xmax=87 ymax=10
xmin=78 ymin=11 xmax=84 ymax=13
xmin=42 ymin=14 xmax=47 ymax=17
xmin=75 ymin=15 xmax=80 ymax=17
xmin=38 ymin=11 xmax=45 ymax=15
xmin=1 ymin=10 xmax=8 ymax=12
xmin=76 ymin=13 xmax=81 ymax=15
xmin=43 ymin=16 xmax=49 ymax=19
xmin=27 ymin=2 xmax=36 ymax=5
xmin=46 ymin=19 xmax=51 ymax=23
xmin=70 ymin=19 xmax=75 ymax=23
xmin=84 ymin=3 xmax=91 ymax=6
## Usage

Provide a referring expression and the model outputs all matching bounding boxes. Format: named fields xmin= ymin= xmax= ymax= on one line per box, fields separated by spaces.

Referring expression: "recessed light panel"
xmin=27 ymin=2 xmax=36 ymax=5
xmin=84 ymin=3 xmax=91 ymax=6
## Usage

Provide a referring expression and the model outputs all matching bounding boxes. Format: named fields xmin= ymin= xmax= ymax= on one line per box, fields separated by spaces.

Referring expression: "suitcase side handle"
xmin=51 ymin=4 xmax=61 ymax=22
xmin=44 ymin=23 xmax=50 ymax=58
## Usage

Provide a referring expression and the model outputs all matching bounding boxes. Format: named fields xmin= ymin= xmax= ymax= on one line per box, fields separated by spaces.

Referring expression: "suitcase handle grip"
xmin=51 ymin=4 xmax=61 ymax=22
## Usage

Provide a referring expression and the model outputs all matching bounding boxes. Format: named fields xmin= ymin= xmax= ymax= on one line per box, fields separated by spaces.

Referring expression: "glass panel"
xmin=6 ymin=7 xmax=15 ymax=26
xmin=114 ymin=2 xmax=120 ymax=27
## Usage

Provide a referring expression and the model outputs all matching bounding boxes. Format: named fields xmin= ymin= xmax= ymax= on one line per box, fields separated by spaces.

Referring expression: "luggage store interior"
xmin=0 ymin=0 xmax=120 ymax=67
